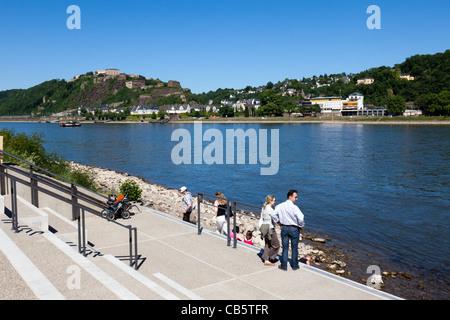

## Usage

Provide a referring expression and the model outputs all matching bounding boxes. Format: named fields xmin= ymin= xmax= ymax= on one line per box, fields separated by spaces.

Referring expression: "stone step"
xmin=87 ymin=254 xmax=180 ymax=300
xmin=0 ymin=195 xmax=139 ymax=300
xmin=0 ymin=227 xmax=63 ymax=300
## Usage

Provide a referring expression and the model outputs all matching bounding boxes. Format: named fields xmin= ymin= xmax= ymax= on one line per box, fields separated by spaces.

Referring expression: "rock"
xmin=334 ymin=260 xmax=346 ymax=268
xmin=312 ymin=237 xmax=326 ymax=243
xmin=327 ymin=264 xmax=337 ymax=270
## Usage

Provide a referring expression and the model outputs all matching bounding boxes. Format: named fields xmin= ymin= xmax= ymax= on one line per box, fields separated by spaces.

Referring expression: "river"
xmin=1 ymin=121 xmax=449 ymax=300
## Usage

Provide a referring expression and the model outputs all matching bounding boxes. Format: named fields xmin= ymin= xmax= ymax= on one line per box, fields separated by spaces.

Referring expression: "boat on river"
xmin=60 ymin=121 xmax=81 ymax=127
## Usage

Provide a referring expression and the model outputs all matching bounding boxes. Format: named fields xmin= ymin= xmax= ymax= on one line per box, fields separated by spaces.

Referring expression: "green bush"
xmin=119 ymin=179 xmax=142 ymax=201
xmin=0 ymin=128 xmax=97 ymax=190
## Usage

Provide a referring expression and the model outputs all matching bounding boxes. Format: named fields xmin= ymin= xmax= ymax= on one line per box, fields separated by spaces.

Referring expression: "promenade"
xmin=0 ymin=192 xmax=402 ymax=301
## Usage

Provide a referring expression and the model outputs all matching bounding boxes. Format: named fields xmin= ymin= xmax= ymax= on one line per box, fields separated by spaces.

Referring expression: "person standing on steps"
xmin=260 ymin=194 xmax=280 ymax=266
xmin=272 ymin=189 xmax=305 ymax=271
xmin=180 ymin=186 xmax=194 ymax=223
xmin=214 ymin=191 xmax=230 ymax=235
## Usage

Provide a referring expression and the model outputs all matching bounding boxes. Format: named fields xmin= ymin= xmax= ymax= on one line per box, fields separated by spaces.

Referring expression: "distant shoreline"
xmin=1 ymin=117 xmax=450 ymax=125
xmin=170 ymin=119 xmax=450 ymax=125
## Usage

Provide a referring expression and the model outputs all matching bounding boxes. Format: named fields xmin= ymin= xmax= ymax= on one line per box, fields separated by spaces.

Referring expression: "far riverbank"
xmin=1 ymin=115 xmax=450 ymax=125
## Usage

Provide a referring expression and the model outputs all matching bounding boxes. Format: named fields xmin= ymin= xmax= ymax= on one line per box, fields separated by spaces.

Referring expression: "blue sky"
xmin=0 ymin=0 xmax=449 ymax=94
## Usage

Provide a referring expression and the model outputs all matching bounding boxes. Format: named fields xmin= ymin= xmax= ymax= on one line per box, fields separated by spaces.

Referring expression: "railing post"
xmin=233 ymin=202 xmax=237 ymax=249
xmin=10 ymin=178 xmax=18 ymax=233
xmin=226 ymin=201 xmax=231 ymax=247
xmin=81 ymin=209 xmax=86 ymax=256
xmin=128 ymin=226 xmax=138 ymax=269
xmin=129 ymin=227 xmax=132 ymax=267
xmin=197 ymin=193 xmax=202 ymax=235
xmin=30 ymin=166 xmax=39 ymax=208
xmin=134 ymin=227 xmax=138 ymax=270
xmin=77 ymin=211 xmax=81 ymax=254
xmin=71 ymin=183 xmax=79 ymax=221
xmin=0 ymin=143 xmax=6 ymax=196
xmin=0 ymin=166 xmax=5 ymax=196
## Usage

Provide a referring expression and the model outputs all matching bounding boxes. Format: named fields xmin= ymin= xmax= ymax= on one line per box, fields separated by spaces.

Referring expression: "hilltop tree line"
xmin=190 ymin=50 xmax=450 ymax=116
xmin=0 ymin=50 xmax=449 ymax=116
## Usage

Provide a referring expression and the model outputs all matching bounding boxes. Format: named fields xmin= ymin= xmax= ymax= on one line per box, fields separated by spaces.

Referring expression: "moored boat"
xmin=60 ymin=121 xmax=81 ymax=127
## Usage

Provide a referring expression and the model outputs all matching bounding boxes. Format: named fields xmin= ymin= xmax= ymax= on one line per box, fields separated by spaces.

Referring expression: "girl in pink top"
xmin=243 ymin=231 xmax=254 ymax=245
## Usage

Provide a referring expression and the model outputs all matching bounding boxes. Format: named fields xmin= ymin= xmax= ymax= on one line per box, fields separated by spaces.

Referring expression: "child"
xmin=243 ymin=230 xmax=254 ymax=245
xmin=230 ymin=226 xmax=243 ymax=241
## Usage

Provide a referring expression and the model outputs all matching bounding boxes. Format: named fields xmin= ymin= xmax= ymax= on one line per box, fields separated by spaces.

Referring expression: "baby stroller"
xmin=101 ymin=193 xmax=139 ymax=220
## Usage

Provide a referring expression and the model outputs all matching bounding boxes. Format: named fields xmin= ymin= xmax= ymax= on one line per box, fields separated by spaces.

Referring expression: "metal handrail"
xmin=0 ymin=149 xmax=139 ymax=269
xmin=1 ymin=149 xmax=109 ymax=201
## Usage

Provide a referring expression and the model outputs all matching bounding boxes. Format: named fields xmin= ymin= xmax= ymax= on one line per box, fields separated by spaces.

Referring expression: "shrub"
xmin=0 ymin=128 xmax=97 ymax=190
xmin=119 ymin=179 xmax=142 ymax=201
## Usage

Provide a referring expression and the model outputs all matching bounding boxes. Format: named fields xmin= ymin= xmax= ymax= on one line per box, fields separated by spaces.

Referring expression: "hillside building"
xmin=341 ymin=92 xmax=364 ymax=116
xmin=105 ymin=68 xmax=120 ymax=76
xmin=399 ymin=73 xmax=415 ymax=81
xmin=357 ymin=77 xmax=375 ymax=85
xmin=310 ymin=97 xmax=343 ymax=115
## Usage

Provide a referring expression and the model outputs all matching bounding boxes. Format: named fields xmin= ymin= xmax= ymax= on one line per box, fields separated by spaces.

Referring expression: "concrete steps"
xmin=0 ymin=194 xmax=194 ymax=300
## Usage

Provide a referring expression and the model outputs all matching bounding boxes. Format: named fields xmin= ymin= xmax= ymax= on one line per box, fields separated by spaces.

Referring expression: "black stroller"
xmin=101 ymin=194 xmax=140 ymax=220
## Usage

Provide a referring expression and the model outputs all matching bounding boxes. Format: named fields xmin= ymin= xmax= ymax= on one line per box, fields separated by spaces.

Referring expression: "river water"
xmin=1 ymin=121 xmax=449 ymax=299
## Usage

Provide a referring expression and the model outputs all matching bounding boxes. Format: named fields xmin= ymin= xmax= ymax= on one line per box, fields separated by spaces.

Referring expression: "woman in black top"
xmin=214 ymin=191 xmax=229 ymax=235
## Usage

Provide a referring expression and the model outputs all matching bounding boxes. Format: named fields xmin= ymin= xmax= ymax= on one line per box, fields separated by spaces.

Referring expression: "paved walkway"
xmin=0 ymin=194 xmax=402 ymax=300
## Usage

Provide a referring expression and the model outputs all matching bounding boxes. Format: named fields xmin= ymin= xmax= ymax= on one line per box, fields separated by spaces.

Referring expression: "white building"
xmin=130 ymin=105 xmax=158 ymax=115
xmin=343 ymin=92 xmax=364 ymax=110
xmin=310 ymin=97 xmax=343 ymax=115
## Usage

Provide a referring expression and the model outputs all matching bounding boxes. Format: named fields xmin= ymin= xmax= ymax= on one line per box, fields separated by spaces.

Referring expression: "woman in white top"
xmin=260 ymin=195 xmax=280 ymax=266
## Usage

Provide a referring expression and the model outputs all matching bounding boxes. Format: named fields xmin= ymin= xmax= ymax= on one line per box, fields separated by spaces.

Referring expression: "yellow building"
xmin=310 ymin=97 xmax=342 ymax=115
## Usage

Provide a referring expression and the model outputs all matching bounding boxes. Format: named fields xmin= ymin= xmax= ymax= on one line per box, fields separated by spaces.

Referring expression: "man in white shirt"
xmin=272 ymin=190 xmax=305 ymax=271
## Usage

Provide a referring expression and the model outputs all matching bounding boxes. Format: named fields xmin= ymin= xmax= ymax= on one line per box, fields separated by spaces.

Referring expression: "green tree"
xmin=416 ymin=93 xmax=440 ymax=115
xmin=94 ymin=108 xmax=103 ymax=120
xmin=282 ymin=101 xmax=297 ymax=116
xmin=158 ymin=109 xmax=168 ymax=119
xmin=309 ymin=104 xmax=321 ymax=115
xmin=297 ymin=105 xmax=307 ymax=116
xmin=218 ymin=105 xmax=234 ymax=117
xmin=386 ymin=95 xmax=406 ymax=115
xmin=260 ymin=89 xmax=283 ymax=106
xmin=244 ymin=106 xmax=249 ymax=117
xmin=439 ymin=91 xmax=450 ymax=116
